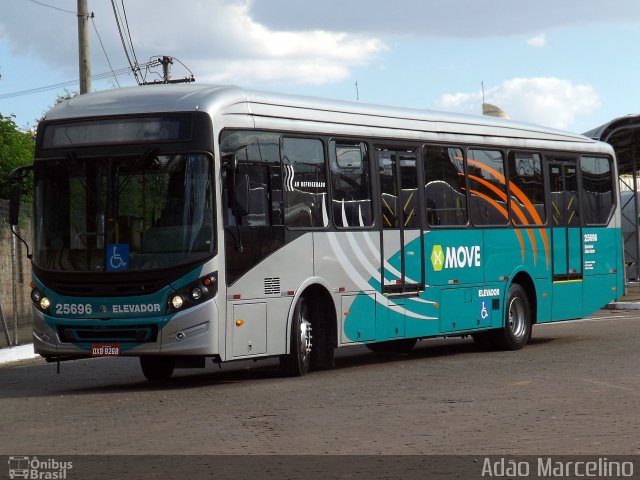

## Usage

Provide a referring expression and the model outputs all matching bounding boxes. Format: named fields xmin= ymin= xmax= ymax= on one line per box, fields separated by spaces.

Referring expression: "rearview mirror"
xmin=223 ymin=153 xmax=238 ymax=172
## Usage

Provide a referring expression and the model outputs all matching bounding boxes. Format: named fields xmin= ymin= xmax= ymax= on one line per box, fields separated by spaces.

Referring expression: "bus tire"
xmin=365 ymin=338 xmax=417 ymax=355
xmin=311 ymin=342 xmax=335 ymax=370
xmin=281 ymin=297 xmax=313 ymax=376
xmin=491 ymin=283 xmax=532 ymax=350
xmin=140 ymin=356 xmax=175 ymax=382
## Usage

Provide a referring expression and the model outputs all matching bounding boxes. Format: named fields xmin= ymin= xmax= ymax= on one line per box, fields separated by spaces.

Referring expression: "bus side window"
xmin=281 ymin=137 xmax=328 ymax=228
xmin=329 ymin=140 xmax=373 ymax=228
xmin=220 ymin=130 xmax=282 ymax=228
xmin=581 ymin=156 xmax=614 ymax=225
xmin=233 ymin=164 xmax=270 ymax=226
xmin=508 ymin=152 xmax=546 ymax=226
xmin=468 ymin=149 xmax=509 ymax=226
xmin=423 ymin=146 xmax=467 ymax=226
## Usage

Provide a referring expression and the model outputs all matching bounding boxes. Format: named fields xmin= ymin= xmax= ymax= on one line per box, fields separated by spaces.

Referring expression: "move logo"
xmin=431 ymin=244 xmax=445 ymax=272
xmin=430 ymin=244 xmax=481 ymax=271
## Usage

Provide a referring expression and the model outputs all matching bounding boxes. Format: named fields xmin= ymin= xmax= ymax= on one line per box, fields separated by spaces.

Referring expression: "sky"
xmin=2 ymin=0 xmax=640 ymax=134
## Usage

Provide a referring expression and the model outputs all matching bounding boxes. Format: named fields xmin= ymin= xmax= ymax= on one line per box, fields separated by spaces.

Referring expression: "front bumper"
xmin=32 ymin=299 xmax=219 ymax=358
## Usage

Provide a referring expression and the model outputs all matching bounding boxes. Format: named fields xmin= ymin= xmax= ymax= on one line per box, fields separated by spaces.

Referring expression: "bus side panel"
xmin=533 ymin=276 xmax=553 ymax=323
xmin=224 ymin=234 xmax=314 ymax=359
xmin=315 ymin=231 xmax=381 ymax=295
xmin=483 ymin=228 xmax=550 ymax=282
xmin=423 ymin=230 xmax=485 ymax=285
xmin=581 ymin=226 xmax=624 ymax=316
xmin=315 ymin=231 xmax=381 ymax=345
xmin=551 ymin=281 xmax=583 ymax=320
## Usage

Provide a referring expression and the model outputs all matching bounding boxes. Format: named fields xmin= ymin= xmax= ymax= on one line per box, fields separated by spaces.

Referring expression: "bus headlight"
xmin=191 ymin=287 xmax=203 ymax=301
xmin=169 ymin=294 xmax=184 ymax=310
xmin=167 ymin=272 xmax=217 ymax=313
xmin=31 ymin=288 xmax=51 ymax=312
xmin=39 ymin=297 xmax=51 ymax=311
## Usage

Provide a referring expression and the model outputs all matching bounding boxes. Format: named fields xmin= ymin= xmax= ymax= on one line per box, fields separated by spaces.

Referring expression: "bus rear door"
xmin=548 ymin=158 xmax=583 ymax=319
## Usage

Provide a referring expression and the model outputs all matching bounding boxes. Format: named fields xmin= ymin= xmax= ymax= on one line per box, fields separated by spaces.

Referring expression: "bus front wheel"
xmin=280 ymin=297 xmax=312 ymax=376
xmin=140 ymin=356 xmax=175 ymax=382
xmin=491 ymin=283 xmax=532 ymax=350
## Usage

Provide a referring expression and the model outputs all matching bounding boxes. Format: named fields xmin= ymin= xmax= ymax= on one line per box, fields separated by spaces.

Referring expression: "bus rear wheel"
xmin=491 ymin=283 xmax=532 ymax=350
xmin=281 ymin=297 xmax=312 ymax=376
xmin=140 ymin=356 xmax=175 ymax=382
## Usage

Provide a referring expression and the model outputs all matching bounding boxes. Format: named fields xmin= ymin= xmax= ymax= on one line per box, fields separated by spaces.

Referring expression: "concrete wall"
xmin=0 ymin=199 xmax=33 ymax=347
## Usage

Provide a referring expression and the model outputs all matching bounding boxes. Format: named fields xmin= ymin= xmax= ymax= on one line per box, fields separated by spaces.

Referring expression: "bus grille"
xmin=47 ymin=279 xmax=166 ymax=297
xmin=58 ymin=324 xmax=158 ymax=343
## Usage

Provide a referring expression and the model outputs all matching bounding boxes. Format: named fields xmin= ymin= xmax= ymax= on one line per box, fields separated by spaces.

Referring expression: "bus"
xmin=9 ymin=84 xmax=624 ymax=382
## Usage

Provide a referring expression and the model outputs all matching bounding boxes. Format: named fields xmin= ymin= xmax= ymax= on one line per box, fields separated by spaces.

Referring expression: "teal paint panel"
xmin=552 ymin=228 xmax=568 ymax=275
xmin=583 ymin=228 xmax=620 ymax=275
xmin=568 ymin=227 xmax=582 ymax=274
xmin=387 ymin=302 xmax=406 ymax=338
xmin=404 ymin=290 xmax=441 ymax=338
xmin=341 ymin=293 xmax=376 ymax=344
xmin=582 ymin=274 xmax=619 ymax=315
xmin=483 ymin=228 xmax=550 ymax=280
xmin=551 ymin=281 xmax=583 ymax=320
xmin=534 ymin=277 xmax=553 ymax=323
xmin=439 ymin=288 xmax=478 ymax=332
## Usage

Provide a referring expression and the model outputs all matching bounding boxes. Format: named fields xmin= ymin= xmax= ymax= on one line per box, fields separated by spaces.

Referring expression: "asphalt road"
xmin=1 ymin=309 xmax=639 ymax=456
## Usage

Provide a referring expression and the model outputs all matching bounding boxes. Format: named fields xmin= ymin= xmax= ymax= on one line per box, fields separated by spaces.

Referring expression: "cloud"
xmin=0 ymin=0 xmax=385 ymax=86
xmin=436 ymin=77 xmax=601 ymax=130
xmin=526 ymin=33 xmax=547 ymax=47
xmin=248 ymin=0 xmax=640 ymax=36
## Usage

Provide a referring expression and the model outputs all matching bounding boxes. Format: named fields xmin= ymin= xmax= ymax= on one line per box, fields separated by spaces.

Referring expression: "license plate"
xmin=91 ymin=344 xmax=121 ymax=356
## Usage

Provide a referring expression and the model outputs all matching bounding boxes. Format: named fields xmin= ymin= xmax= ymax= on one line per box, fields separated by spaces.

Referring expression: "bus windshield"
xmin=33 ymin=152 xmax=214 ymax=272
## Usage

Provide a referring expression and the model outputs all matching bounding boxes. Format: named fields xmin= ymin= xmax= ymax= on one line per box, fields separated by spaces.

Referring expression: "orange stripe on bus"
xmin=468 ymin=174 xmax=537 ymax=264
xmin=511 ymin=206 xmax=537 ymax=265
xmin=467 ymin=158 xmax=549 ymax=267
xmin=469 ymin=188 xmax=527 ymax=263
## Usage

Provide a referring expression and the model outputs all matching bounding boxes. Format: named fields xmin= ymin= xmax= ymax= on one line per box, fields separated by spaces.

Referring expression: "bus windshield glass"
xmin=33 ymin=152 xmax=214 ymax=272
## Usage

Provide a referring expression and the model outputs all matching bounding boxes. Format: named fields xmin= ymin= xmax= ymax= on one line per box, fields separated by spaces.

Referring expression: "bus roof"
xmin=43 ymin=84 xmax=608 ymax=152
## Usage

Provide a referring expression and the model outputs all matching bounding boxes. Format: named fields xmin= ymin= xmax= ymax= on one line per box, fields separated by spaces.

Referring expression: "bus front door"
xmin=548 ymin=159 xmax=583 ymax=319
xmin=376 ymin=147 xmax=425 ymax=337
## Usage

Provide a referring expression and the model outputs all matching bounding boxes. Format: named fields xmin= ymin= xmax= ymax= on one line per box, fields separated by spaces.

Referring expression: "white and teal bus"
xmin=10 ymin=85 xmax=624 ymax=381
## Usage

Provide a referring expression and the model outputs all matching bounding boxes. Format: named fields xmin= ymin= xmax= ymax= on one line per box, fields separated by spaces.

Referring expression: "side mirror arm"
xmin=8 ymin=165 xmax=33 ymax=259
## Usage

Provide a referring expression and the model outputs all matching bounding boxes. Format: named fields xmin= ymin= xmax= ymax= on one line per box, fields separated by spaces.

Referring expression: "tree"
xmin=0 ymin=114 xmax=35 ymax=200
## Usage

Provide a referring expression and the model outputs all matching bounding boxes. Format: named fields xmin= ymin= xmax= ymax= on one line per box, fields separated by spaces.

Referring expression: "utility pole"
xmin=77 ymin=0 xmax=92 ymax=94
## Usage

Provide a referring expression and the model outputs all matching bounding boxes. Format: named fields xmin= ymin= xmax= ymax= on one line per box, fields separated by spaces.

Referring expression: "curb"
xmin=604 ymin=301 xmax=640 ymax=311
xmin=0 ymin=344 xmax=38 ymax=365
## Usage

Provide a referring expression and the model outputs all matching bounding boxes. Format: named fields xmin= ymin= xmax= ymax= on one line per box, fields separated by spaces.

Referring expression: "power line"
xmin=120 ymin=0 xmax=141 ymax=74
xmin=91 ymin=15 xmax=121 ymax=87
xmin=111 ymin=0 xmax=141 ymax=84
xmin=0 ymin=64 xmax=153 ymax=101
xmin=27 ymin=0 xmax=75 ymax=15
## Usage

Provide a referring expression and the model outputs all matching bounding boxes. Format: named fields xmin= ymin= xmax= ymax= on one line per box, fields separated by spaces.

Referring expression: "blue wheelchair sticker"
xmin=107 ymin=243 xmax=129 ymax=271
xmin=479 ymin=300 xmax=491 ymax=325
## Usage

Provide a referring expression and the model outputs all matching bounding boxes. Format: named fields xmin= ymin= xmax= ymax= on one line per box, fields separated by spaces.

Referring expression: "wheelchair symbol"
xmin=480 ymin=301 xmax=490 ymax=322
xmin=107 ymin=244 xmax=129 ymax=271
